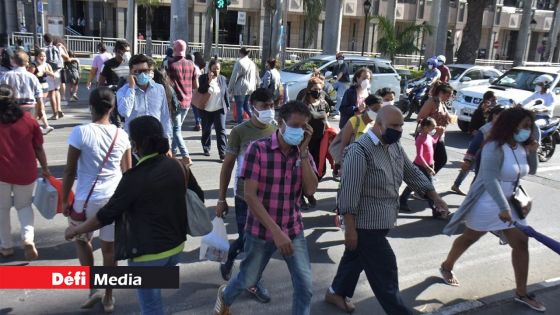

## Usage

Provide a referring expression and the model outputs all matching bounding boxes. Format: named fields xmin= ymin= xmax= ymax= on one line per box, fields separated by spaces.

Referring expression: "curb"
xmin=425 ymin=277 xmax=560 ymax=315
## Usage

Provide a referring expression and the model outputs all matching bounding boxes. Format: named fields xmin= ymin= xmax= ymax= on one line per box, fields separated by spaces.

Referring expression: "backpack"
xmin=45 ymin=46 xmax=63 ymax=71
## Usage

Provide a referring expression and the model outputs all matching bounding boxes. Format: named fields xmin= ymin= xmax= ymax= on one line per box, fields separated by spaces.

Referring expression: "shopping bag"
xmin=45 ymin=176 xmax=74 ymax=214
xmin=33 ymin=178 xmax=58 ymax=219
xmin=199 ymin=217 xmax=230 ymax=263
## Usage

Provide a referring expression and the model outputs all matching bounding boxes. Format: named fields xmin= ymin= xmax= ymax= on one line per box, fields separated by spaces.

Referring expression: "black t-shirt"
xmin=100 ymin=58 xmax=130 ymax=86
xmin=333 ymin=62 xmax=350 ymax=82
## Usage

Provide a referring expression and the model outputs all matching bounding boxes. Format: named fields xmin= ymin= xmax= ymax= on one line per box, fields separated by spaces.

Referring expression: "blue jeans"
xmin=223 ymin=232 xmax=312 ymax=315
xmin=333 ymin=81 xmax=349 ymax=114
xmin=331 ymin=229 xmax=412 ymax=315
xmin=225 ymin=197 xmax=249 ymax=267
xmin=191 ymin=106 xmax=202 ymax=126
xmin=233 ymin=95 xmax=252 ymax=123
xmin=172 ymin=108 xmax=189 ymax=157
xmin=128 ymin=253 xmax=181 ymax=315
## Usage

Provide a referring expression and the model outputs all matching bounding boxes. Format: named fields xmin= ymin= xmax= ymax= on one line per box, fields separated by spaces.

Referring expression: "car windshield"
xmin=492 ymin=69 xmax=558 ymax=92
xmin=283 ymin=59 xmax=329 ymax=74
xmin=449 ymin=66 xmax=468 ymax=80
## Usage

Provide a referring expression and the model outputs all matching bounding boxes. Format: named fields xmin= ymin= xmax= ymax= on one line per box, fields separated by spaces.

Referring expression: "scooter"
xmin=399 ymin=78 xmax=430 ymax=120
xmin=522 ymin=100 xmax=560 ymax=162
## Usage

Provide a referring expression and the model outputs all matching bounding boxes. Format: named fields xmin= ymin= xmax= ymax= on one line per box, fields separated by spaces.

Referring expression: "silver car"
xmin=280 ymin=55 xmax=402 ymax=102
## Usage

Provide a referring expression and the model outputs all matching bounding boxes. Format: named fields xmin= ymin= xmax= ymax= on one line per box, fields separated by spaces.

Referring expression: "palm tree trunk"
xmin=204 ymin=0 xmax=214 ymax=61
xmin=323 ymin=0 xmax=343 ymax=54
xmin=145 ymin=7 xmax=153 ymax=56
xmin=513 ymin=1 xmax=532 ymax=66
xmin=456 ymin=0 xmax=489 ymax=64
xmin=546 ymin=3 xmax=560 ymax=62
xmin=261 ymin=0 xmax=274 ymax=71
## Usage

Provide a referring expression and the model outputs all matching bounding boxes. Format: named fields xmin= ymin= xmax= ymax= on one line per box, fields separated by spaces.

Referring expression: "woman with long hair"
xmin=0 ymin=84 xmax=50 ymax=260
xmin=62 ymin=87 xmax=132 ymax=312
xmin=441 ymin=107 xmax=545 ymax=312
xmin=338 ymin=67 xmax=372 ymax=129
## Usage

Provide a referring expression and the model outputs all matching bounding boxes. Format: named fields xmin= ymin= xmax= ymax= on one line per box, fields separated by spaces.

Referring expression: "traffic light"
xmin=215 ymin=0 xmax=230 ymax=10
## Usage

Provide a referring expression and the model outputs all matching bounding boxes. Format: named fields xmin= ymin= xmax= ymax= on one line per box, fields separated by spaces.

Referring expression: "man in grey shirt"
xmin=325 ymin=105 xmax=448 ymax=314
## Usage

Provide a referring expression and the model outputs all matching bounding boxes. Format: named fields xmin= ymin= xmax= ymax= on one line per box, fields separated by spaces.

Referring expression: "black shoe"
xmin=307 ymin=195 xmax=317 ymax=208
xmin=219 ymin=155 xmax=225 ymax=163
xmin=301 ymin=198 xmax=310 ymax=210
xmin=203 ymin=150 xmax=211 ymax=157
xmin=399 ymin=202 xmax=412 ymax=212
xmin=220 ymin=262 xmax=233 ymax=281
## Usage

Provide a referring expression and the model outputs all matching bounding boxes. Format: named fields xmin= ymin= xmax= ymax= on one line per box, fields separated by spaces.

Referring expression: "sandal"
xmin=514 ymin=292 xmax=546 ymax=312
xmin=80 ymin=290 xmax=102 ymax=309
xmin=439 ymin=266 xmax=460 ymax=286
xmin=102 ymin=295 xmax=115 ymax=313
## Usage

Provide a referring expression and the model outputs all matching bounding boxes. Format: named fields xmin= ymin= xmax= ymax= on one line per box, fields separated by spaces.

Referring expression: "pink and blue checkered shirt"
xmin=241 ymin=131 xmax=316 ymax=241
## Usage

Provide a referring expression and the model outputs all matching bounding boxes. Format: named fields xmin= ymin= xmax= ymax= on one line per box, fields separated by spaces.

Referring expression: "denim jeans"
xmin=200 ymin=108 xmax=227 ymax=157
xmin=233 ymin=95 xmax=252 ymax=123
xmin=331 ymin=229 xmax=413 ymax=315
xmin=223 ymin=232 xmax=312 ymax=315
xmin=333 ymin=81 xmax=349 ymax=114
xmin=225 ymin=197 xmax=249 ymax=267
xmin=128 ymin=253 xmax=181 ymax=315
xmin=172 ymin=108 xmax=189 ymax=157
xmin=191 ymin=106 xmax=202 ymax=126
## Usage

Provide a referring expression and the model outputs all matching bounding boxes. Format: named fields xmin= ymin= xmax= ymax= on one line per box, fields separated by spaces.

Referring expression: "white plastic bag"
xmin=199 ymin=217 xmax=230 ymax=263
xmin=33 ymin=178 xmax=58 ymax=220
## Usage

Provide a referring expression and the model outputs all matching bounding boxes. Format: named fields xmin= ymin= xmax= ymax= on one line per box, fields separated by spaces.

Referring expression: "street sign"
xmin=237 ymin=11 xmax=246 ymax=26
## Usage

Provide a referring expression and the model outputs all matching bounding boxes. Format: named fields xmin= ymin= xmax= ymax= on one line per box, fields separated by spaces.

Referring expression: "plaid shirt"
xmin=241 ymin=131 xmax=316 ymax=241
xmin=167 ymin=56 xmax=198 ymax=109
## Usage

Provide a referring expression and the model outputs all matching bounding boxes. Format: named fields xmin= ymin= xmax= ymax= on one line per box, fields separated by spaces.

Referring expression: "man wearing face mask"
xmin=98 ymin=40 xmax=131 ymax=88
xmin=325 ymin=105 xmax=448 ymax=314
xmin=377 ymin=87 xmax=396 ymax=106
xmin=521 ymin=74 xmax=556 ymax=128
xmin=331 ymin=52 xmax=351 ymax=118
xmin=117 ymin=54 xmax=172 ymax=143
xmin=422 ymin=57 xmax=441 ymax=85
xmin=215 ymin=88 xmax=276 ymax=304
xmin=213 ymin=101 xmax=318 ymax=315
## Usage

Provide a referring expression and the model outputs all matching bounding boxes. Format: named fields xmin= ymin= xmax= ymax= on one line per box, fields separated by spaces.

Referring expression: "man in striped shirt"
xmin=325 ymin=105 xmax=448 ymax=314
xmin=213 ymin=101 xmax=318 ymax=315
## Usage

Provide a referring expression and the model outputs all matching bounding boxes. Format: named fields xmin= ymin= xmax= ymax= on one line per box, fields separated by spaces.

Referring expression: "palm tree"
xmin=456 ymin=0 xmax=492 ymax=64
xmin=376 ymin=15 xmax=431 ymax=63
xmin=546 ymin=1 xmax=560 ymax=62
xmin=204 ymin=0 xmax=215 ymax=61
xmin=137 ymin=0 xmax=161 ymax=57
xmin=261 ymin=0 xmax=277 ymax=71
xmin=303 ymin=0 xmax=324 ymax=48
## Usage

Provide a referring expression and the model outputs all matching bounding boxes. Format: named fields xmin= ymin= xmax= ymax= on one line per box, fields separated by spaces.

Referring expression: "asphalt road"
xmin=1 ymin=88 xmax=560 ymax=315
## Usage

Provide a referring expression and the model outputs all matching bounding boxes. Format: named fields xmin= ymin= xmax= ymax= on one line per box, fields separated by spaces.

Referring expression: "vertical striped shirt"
xmin=338 ymin=130 xmax=434 ymax=230
xmin=0 ymin=67 xmax=43 ymax=105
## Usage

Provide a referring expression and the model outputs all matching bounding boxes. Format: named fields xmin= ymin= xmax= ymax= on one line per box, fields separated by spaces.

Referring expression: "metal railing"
xmin=9 ymin=32 xmax=558 ymax=71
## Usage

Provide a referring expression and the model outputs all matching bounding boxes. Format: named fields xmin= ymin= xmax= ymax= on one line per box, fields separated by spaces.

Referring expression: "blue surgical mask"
xmin=513 ymin=128 xmax=531 ymax=143
xmin=281 ymin=120 xmax=305 ymax=146
xmin=381 ymin=127 xmax=402 ymax=144
xmin=136 ymin=72 xmax=151 ymax=86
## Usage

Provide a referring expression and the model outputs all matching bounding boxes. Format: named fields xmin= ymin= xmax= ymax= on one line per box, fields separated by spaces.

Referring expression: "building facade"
xmin=1 ymin=0 xmax=558 ymax=62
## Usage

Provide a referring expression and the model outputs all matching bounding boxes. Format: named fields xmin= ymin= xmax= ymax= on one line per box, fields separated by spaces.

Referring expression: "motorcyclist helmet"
xmin=427 ymin=57 xmax=438 ymax=68
xmin=534 ymin=74 xmax=554 ymax=88
xmin=436 ymin=55 xmax=446 ymax=64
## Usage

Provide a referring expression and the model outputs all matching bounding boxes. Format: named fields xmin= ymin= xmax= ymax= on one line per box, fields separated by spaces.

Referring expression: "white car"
xmin=280 ymin=55 xmax=401 ymax=102
xmin=448 ymin=64 xmax=502 ymax=92
xmin=452 ymin=66 xmax=560 ymax=132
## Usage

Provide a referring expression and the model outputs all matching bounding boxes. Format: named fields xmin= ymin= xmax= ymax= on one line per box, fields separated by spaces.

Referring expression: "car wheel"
xmin=458 ymin=120 xmax=470 ymax=133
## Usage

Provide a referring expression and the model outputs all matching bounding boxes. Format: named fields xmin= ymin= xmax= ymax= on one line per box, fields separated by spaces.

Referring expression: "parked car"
xmin=452 ymin=66 xmax=560 ymax=132
xmin=280 ymin=55 xmax=401 ymax=102
xmin=447 ymin=64 xmax=502 ymax=92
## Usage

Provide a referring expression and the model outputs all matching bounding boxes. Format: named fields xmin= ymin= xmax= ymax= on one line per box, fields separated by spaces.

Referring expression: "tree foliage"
xmin=456 ymin=0 xmax=492 ymax=64
xmin=137 ymin=0 xmax=162 ymax=57
xmin=376 ymin=15 xmax=431 ymax=62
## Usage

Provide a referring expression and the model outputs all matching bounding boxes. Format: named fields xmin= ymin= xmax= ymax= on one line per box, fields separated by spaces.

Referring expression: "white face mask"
xmin=337 ymin=60 xmax=343 ymax=65
xmin=360 ymin=79 xmax=371 ymax=90
xmin=382 ymin=101 xmax=394 ymax=106
xmin=367 ymin=109 xmax=377 ymax=121
xmin=122 ymin=52 xmax=131 ymax=65
xmin=254 ymin=107 xmax=275 ymax=125
xmin=428 ymin=64 xmax=434 ymax=70
xmin=535 ymin=85 xmax=543 ymax=93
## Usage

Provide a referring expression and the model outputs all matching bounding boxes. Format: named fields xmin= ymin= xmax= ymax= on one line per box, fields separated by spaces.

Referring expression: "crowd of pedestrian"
xmin=0 ymin=39 xmax=549 ymax=314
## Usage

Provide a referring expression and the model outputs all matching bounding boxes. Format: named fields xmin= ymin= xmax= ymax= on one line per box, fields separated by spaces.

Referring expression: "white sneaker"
xmin=42 ymin=126 xmax=54 ymax=135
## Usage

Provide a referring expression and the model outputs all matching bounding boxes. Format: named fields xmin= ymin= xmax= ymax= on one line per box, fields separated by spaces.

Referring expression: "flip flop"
xmin=439 ymin=267 xmax=460 ymax=287
xmin=514 ymin=293 xmax=546 ymax=312
xmin=81 ymin=291 xmax=102 ymax=309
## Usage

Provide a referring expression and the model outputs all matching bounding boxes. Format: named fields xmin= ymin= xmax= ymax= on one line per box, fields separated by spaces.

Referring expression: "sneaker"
xmin=42 ymin=126 xmax=54 ymax=135
xmin=23 ymin=243 xmax=38 ymax=261
xmin=331 ymin=114 xmax=340 ymax=120
xmin=213 ymin=285 xmax=231 ymax=315
xmin=220 ymin=262 xmax=233 ymax=281
xmin=203 ymin=150 xmax=211 ymax=157
xmin=247 ymin=285 xmax=271 ymax=304
xmin=71 ymin=94 xmax=79 ymax=101
xmin=324 ymin=290 xmax=355 ymax=313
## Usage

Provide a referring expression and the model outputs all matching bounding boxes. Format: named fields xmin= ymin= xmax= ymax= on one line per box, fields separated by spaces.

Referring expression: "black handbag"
xmin=510 ymin=147 xmax=532 ymax=219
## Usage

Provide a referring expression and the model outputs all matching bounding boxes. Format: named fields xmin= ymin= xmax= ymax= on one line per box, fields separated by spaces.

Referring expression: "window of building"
xmin=458 ymin=3 xmax=466 ymax=22
xmin=495 ymin=6 xmax=502 ymax=25
xmin=418 ymin=0 xmax=425 ymax=19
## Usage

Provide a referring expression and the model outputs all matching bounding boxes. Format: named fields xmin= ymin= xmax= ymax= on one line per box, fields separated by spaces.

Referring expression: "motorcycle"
xmin=399 ymin=78 xmax=431 ymax=120
xmin=522 ymin=99 xmax=560 ymax=162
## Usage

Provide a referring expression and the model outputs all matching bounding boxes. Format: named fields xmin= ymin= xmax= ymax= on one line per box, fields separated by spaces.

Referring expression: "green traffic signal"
xmin=215 ymin=0 xmax=227 ymax=9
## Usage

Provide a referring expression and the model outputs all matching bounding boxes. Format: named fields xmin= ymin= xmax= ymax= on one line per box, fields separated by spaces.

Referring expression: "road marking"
xmin=537 ymin=165 xmax=560 ymax=172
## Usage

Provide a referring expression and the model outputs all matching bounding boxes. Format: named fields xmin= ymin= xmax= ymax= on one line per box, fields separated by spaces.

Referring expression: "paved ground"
xmin=1 ymin=85 xmax=560 ymax=315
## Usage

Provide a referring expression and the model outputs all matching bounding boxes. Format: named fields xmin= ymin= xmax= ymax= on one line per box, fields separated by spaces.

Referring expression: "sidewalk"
xmin=429 ymin=278 xmax=560 ymax=315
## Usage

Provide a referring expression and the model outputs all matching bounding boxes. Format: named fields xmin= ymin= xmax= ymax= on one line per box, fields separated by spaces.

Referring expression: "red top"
xmin=0 ymin=112 xmax=44 ymax=185
xmin=167 ymin=56 xmax=198 ymax=109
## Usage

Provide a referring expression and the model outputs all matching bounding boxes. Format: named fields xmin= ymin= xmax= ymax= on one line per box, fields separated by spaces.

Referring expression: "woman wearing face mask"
xmin=469 ymin=91 xmax=496 ymax=134
xmin=333 ymin=95 xmax=382 ymax=179
xmin=441 ymin=107 xmax=545 ymax=313
xmin=417 ymin=82 xmax=454 ymax=174
xmin=377 ymin=87 xmax=396 ymax=106
xmin=338 ymin=67 xmax=372 ymax=129
xmin=197 ymin=59 xmax=230 ymax=162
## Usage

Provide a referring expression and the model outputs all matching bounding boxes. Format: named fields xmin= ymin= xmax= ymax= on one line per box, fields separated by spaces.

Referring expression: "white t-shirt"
xmin=205 ymin=79 xmax=223 ymax=112
xmin=68 ymin=123 xmax=131 ymax=202
xmin=522 ymin=91 xmax=556 ymax=118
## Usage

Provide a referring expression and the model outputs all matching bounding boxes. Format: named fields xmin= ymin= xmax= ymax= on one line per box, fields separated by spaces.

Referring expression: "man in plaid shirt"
xmin=167 ymin=39 xmax=198 ymax=165
xmin=213 ymin=101 xmax=319 ymax=315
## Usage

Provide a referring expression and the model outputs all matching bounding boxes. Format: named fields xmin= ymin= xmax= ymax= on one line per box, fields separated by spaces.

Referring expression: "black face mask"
xmin=381 ymin=128 xmax=402 ymax=144
xmin=309 ymin=90 xmax=321 ymax=99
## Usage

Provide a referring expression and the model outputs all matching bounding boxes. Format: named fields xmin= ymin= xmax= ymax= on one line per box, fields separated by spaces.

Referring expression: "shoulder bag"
xmin=176 ymin=160 xmax=213 ymax=237
xmin=329 ymin=116 xmax=361 ymax=164
xmin=68 ymin=128 xmax=119 ymax=222
xmin=510 ymin=146 xmax=532 ymax=219
xmin=192 ymin=74 xmax=211 ymax=110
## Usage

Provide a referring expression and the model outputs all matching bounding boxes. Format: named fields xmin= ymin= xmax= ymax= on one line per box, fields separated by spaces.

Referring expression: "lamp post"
xmin=361 ymin=0 xmax=372 ymax=56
